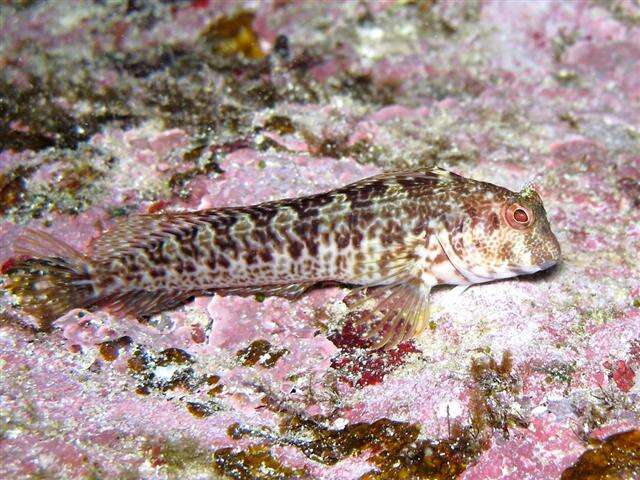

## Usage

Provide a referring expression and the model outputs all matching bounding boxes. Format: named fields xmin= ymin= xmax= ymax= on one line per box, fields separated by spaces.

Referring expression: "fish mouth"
xmin=537 ymin=258 xmax=558 ymax=270
xmin=510 ymin=259 xmax=558 ymax=275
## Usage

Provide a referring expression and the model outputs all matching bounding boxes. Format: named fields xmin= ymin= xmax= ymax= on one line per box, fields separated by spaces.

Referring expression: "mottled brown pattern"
xmin=6 ymin=167 xmax=561 ymax=344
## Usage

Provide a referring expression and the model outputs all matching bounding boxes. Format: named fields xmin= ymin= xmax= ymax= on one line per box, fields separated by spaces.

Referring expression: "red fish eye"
xmin=513 ymin=208 xmax=529 ymax=223
xmin=504 ymin=204 xmax=533 ymax=229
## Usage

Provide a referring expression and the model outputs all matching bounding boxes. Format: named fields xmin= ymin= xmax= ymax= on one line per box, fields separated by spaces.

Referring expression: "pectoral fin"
xmin=346 ymin=278 xmax=431 ymax=350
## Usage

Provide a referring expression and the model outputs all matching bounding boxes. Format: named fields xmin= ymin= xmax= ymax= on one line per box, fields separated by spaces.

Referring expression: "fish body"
xmin=4 ymin=167 xmax=561 ymax=348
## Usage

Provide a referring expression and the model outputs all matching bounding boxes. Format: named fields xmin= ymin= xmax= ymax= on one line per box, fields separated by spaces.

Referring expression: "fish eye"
xmin=514 ymin=208 xmax=529 ymax=223
xmin=505 ymin=203 xmax=533 ymax=229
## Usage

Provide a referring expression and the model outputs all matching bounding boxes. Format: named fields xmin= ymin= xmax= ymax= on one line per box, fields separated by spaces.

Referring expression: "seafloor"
xmin=0 ymin=1 xmax=639 ymax=479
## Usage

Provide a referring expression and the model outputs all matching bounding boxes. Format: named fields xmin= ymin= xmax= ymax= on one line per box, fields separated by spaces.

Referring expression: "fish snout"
xmin=535 ymin=235 xmax=561 ymax=271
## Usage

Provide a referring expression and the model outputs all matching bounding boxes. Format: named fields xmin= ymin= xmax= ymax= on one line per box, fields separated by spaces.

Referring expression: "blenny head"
xmin=438 ymin=180 xmax=561 ymax=284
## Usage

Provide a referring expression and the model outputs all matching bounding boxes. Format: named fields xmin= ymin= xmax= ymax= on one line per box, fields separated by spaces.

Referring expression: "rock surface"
xmin=1 ymin=1 xmax=639 ymax=479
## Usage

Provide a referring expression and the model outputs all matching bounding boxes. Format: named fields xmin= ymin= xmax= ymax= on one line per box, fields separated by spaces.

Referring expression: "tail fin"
xmin=3 ymin=229 xmax=98 ymax=330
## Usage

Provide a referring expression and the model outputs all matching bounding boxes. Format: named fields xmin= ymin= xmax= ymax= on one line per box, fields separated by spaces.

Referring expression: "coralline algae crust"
xmin=1 ymin=1 xmax=639 ymax=479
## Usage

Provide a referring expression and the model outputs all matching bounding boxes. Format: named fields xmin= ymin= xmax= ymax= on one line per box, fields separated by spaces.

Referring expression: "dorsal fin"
xmin=90 ymin=212 xmax=210 ymax=261
xmin=14 ymin=228 xmax=89 ymax=263
xmin=340 ymin=166 xmax=453 ymax=190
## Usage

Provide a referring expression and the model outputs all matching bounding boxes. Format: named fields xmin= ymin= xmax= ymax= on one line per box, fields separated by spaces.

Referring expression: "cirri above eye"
xmin=505 ymin=203 xmax=533 ymax=229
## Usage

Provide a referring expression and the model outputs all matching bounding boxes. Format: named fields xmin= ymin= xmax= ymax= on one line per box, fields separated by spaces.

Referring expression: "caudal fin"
xmin=3 ymin=229 xmax=98 ymax=330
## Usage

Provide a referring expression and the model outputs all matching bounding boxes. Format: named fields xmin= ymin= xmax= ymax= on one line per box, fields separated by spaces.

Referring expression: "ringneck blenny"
xmin=4 ymin=167 xmax=561 ymax=348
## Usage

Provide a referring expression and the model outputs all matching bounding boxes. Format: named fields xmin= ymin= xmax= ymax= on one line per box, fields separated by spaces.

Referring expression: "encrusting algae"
xmin=3 ymin=167 xmax=560 ymax=348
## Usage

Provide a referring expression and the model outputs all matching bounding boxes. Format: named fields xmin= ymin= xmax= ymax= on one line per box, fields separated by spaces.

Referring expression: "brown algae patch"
xmin=561 ymin=429 xmax=640 ymax=480
xmin=236 ymin=339 xmax=289 ymax=368
xmin=98 ymin=336 xmax=132 ymax=361
xmin=213 ymin=445 xmax=307 ymax=480
xmin=228 ymin=414 xmax=488 ymax=479
xmin=144 ymin=436 xmax=213 ymax=478
xmin=127 ymin=346 xmax=196 ymax=393
xmin=125 ymin=346 xmax=224 ymax=416
xmin=201 ymin=11 xmax=265 ymax=60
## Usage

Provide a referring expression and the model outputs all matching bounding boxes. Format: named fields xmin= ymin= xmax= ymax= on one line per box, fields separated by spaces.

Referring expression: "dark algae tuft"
xmin=186 ymin=401 xmax=220 ymax=418
xmin=0 ymin=74 xmax=131 ymax=152
xmin=281 ymin=416 xmax=420 ymax=465
xmin=0 ymin=164 xmax=37 ymax=215
xmin=123 ymin=344 xmax=225 ymax=416
xmin=468 ymin=351 xmax=528 ymax=436
xmin=0 ymin=147 xmax=110 ymax=219
xmin=561 ymin=429 xmax=640 ymax=480
xmin=263 ymin=115 xmax=296 ymax=135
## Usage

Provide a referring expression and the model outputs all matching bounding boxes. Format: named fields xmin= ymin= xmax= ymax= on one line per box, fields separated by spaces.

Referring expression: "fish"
xmin=2 ymin=167 xmax=561 ymax=348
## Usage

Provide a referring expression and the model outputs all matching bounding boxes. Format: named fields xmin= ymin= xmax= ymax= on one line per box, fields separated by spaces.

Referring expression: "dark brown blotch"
xmin=287 ymin=239 xmax=304 ymax=260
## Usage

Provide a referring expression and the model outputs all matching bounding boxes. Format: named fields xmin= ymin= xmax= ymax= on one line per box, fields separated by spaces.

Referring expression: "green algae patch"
xmin=561 ymin=429 xmax=640 ymax=480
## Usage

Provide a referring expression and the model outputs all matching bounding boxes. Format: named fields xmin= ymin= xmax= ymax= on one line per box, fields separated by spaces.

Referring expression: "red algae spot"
xmin=560 ymin=430 xmax=640 ymax=480
xmin=0 ymin=257 xmax=18 ymax=274
xmin=330 ymin=319 xmax=418 ymax=387
xmin=605 ymin=360 xmax=636 ymax=393
xmin=213 ymin=445 xmax=307 ymax=480
xmin=146 ymin=199 xmax=170 ymax=214
xmin=190 ymin=323 xmax=206 ymax=343
xmin=190 ymin=0 xmax=209 ymax=9
xmin=235 ymin=339 xmax=289 ymax=368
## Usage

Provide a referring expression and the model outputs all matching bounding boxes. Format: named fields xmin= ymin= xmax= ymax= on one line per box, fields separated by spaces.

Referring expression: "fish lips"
xmin=510 ymin=258 xmax=559 ymax=276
